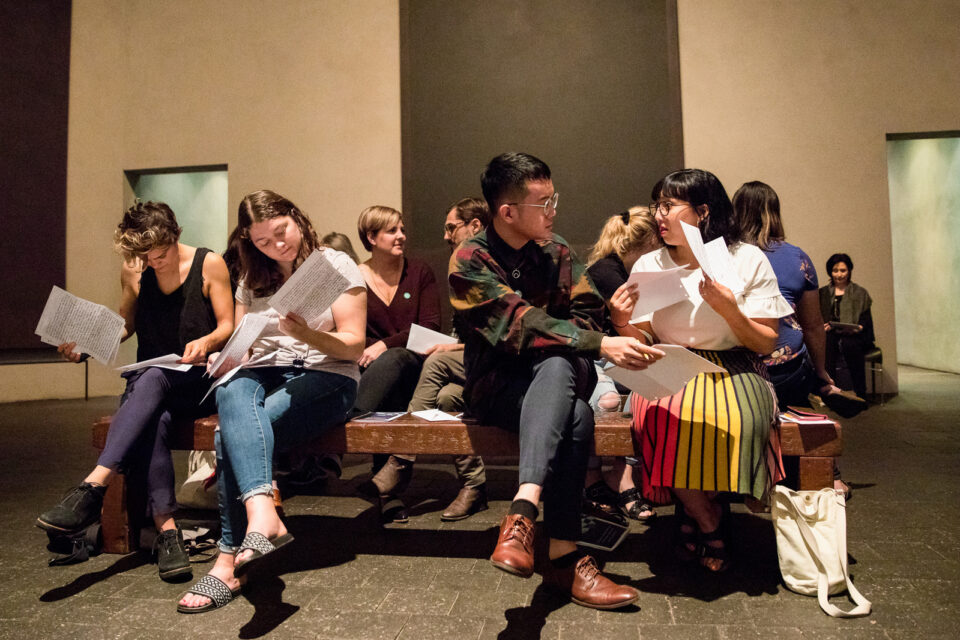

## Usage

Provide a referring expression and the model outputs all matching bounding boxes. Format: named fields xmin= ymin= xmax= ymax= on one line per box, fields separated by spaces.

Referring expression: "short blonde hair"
xmin=114 ymin=201 xmax=182 ymax=262
xmin=586 ymin=206 xmax=660 ymax=266
xmin=357 ymin=205 xmax=403 ymax=251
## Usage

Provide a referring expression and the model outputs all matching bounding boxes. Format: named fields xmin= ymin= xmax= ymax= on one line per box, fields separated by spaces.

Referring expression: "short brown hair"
xmin=114 ymin=201 xmax=182 ymax=262
xmin=357 ymin=205 xmax=403 ymax=251
xmin=449 ymin=197 xmax=491 ymax=229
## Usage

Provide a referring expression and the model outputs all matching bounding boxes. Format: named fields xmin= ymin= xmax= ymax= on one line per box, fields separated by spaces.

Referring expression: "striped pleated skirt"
xmin=629 ymin=348 xmax=784 ymax=504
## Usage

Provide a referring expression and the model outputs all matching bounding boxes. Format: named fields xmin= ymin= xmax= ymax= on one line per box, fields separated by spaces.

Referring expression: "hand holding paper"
xmin=35 ymin=286 xmax=125 ymax=365
xmin=207 ymin=313 xmax=269 ymax=377
xmin=680 ymin=221 xmax=745 ymax=294
xmin=606 ymin=344 xmax=726 ymax=399
xmin=406 ymin=324 xmax=459 ymax=354
xmin=625 ymin=267 xmax=690 ymax=322
xmin=117 ymin=354 xmax=193 ymax=373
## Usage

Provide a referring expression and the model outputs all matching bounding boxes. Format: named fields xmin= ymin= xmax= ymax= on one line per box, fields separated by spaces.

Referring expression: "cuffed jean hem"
xmin=217 ymin=541 xmax=240 ymax=554
xmin=240 ymin=483 xmax=274 ymax=503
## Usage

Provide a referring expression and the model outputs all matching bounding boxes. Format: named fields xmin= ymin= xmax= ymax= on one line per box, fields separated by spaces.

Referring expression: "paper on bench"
xmin=352 ymin=411 xmax=406 ymax=422
xmin=680 ymin=221 xmax=745 ymax=294
xmin=207 ymin=313 xmax=269 ymax=377
xmin=410 ymin=409 xmax=460 ymax=422
xmin=269 ymin=250 xmax=350 ymax=324
xmin=116 ymin=353 xmax=193 ymax=373
xmin=606 ymin=344 xmax=726 ymax=400
xmin=406 ymin=324 xmax=458 ymax=354
xmin=626 ymin=267 xmax=690 ymax=322
xmin=35 ymin=286 xmax=124 ymax=365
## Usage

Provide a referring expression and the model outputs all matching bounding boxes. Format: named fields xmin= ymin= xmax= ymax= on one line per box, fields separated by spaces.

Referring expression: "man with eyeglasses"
xmin=449 ymin=152 xmax=661 ymax=609
xmin=404 ymin=197 xmax=491 ymax=521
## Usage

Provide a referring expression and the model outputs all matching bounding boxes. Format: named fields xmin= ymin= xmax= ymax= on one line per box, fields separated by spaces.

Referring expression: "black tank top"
xmin=135 ymin=247 xmax=217 ymax=361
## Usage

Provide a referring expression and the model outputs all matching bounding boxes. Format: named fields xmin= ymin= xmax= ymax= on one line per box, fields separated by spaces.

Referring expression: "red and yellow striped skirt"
xmin=629 ymin=348 xmax=784 ymax=504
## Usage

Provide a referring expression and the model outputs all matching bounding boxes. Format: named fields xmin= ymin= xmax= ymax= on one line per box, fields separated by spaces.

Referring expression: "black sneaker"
xmin=156 ymin=526 xmax=192 ymax=581
xmin=36 ymin=482 xmax=106 ymax=534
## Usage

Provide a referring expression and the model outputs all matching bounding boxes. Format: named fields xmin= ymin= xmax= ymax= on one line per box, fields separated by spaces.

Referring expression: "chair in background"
xmin=864 ymin=347 xmax=884 ymax=404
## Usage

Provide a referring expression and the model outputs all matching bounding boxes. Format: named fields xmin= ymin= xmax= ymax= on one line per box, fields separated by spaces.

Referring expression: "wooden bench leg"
xmin=100 ymin=472 xmax=148 ymax=554
xmin=797 ymin=456 xmax=835 ymax=491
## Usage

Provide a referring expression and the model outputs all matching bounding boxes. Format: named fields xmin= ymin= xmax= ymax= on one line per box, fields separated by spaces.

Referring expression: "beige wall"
xmin=0 ymin=0 xmax=400 ymax=401
xmin=675 ymin=0 xmax=960 ymax=393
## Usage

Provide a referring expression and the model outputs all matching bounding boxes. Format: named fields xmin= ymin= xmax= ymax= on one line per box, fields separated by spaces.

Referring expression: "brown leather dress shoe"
xmin=489 ymin=514 xmax=535 ymax=578
xmin=543 ymin=555 xmax=639 ymax=610
xmin=441 ymin=485 xmax=489 ymax=521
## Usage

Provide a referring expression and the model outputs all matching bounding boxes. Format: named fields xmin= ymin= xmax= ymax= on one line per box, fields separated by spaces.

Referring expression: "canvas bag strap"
xmin=789 ymin=492 xmax=871 ymax=617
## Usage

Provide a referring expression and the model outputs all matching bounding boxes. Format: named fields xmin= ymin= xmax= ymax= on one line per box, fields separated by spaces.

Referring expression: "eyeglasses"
xmin=443 ymin=220 xmax=465 ymax=235
xmin=509 ymin=192 xmax=559 ymax=217
xmin=651 ymin=200 xmax=691 ymax=216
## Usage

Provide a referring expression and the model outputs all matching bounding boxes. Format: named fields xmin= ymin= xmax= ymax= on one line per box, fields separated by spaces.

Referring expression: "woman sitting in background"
xmin=354 ymin=205 xmax=441 ymax=523
xmin=819 ymin=253 xmax=875 ymax=401
xmin=38 ymin=201 xmax=234 ymax=582
xmin=178 ymin=190 xmax=366 ymax=613
xmin=618 ymin=169 xmax=792 ymax=572
xmin=583 ymin=205 xmax=661 ymax=522
xmin=321 ymin=231 xmax=360 ymax=264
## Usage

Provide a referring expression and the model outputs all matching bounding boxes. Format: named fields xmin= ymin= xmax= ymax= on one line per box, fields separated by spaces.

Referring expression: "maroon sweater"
xmin=365 ymin=257 xmax=441 ymax=348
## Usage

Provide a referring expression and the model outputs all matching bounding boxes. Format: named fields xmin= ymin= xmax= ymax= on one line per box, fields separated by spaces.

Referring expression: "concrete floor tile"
xmin=717 ymin=626 xmax=802 ymax=639
xmin=558 ymin=620 xmax=642 ymax=639
xmin=638 ymin=623 xmax=722 ymax=640
xmin=294 ymin=610 xmax=411 ymax=640
xmin=448 ymin=590 xmax=530 ymax=617
xmin=303 ymin=584 xmax=392 ymax=613
xmin=377 ymin=586 xmax=460 ymax=615
xmin=111 ymin=597 xmax=185 ymax=629
xmin=477 ymin=615 xmax=561 ymax=640
xmin=395 ymin=614 xmax=486 ymax=640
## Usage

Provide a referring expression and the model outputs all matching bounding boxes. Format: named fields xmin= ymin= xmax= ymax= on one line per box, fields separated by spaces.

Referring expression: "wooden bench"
xmin=91 ymin=413 xmax=842 ymax=554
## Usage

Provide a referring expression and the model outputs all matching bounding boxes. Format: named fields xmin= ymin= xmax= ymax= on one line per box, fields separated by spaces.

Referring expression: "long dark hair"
xmin=732 ymin=181 xmax=785 ymax=250
xmin=236 ymin=190 xmax=321 ymax=296
xmin=659 ymin=169 xmax=739 ymax=245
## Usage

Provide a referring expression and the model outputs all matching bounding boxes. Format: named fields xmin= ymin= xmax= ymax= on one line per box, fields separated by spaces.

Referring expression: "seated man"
xmin=449 ymin=152 xmax=662 ymax=609
xmin=407 ymin=197 xmax=491 ymax=521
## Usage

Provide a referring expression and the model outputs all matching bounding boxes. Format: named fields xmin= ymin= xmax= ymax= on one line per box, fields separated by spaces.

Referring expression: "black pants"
xmin=825 ymin=333 xmax=870 ymax=399
xmin=355 ymin=346 xmax=425 ymax=467
xmin=483 ymin=354 xmax=596 ymax=541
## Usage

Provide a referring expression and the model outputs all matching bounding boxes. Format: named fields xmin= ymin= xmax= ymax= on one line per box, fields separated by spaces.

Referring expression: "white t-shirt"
xmin=632 ymin=243 xmax=793 ymax=351
xmin=235 ymin=248 xmax=366 ymax=381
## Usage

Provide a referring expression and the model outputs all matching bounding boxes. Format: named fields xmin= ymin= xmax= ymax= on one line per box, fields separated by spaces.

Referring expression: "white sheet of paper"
xmin=411 ymin=409 xmax=460 ymax=422
xmin=605 ymin=344 xmax=726 ymax=400
xmin=626 ymin=267 xmax=690 ymax=321
xmin=268 ymin=250 xmax=350 ymax=324
xmin=116 ymin=353 xmax=193 ymax=372
xmin=207 ymin=313 xmax=270 ymax=377
xmin=406 ymin=324 xmax=459 ymax=354
xmin=679 ymin=221 xmax=744 ymax=295
xmin=704 ymin=238 xmax=746 ymax=294
xmin=35 ymin=286 xmax=125 ymax=365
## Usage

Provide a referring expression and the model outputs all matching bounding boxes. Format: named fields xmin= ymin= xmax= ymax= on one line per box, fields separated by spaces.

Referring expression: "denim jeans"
xmin=215 ymin=367 xmax=357 ymax=551
xmin=98 ymin=366 xmax=212 ymax=518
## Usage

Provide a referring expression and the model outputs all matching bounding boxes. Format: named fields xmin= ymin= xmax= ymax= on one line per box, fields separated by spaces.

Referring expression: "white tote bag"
xmin=772 ymin=485 xmax=871 ymax=618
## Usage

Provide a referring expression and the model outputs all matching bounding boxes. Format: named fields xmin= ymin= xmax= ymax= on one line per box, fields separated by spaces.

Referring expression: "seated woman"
xmin=619 ymin=169 xmax=792 ymax=572
xmin=354 ymin=205 xmax=441 ymax=523
xmin=583 ymin=205 xmax=661 ymax=522
xmin=177 ymin=190 xmax=366 ymax=613
xmin=733 ymin=181 xmax=864 ymax=496
xmin=37 ymin=201 xmax=234 ymax=581
xmin=819 ymin=253 xmax=875 ymax=400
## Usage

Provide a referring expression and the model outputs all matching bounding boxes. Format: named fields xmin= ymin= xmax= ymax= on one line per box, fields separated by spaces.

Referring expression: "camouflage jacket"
xmin=448 ymin=225 xmax=604 ymax=418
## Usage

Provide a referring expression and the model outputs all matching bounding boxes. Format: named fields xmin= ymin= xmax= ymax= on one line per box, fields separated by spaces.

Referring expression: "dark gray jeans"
xmin=483 ymin=354 xmax=596 ymax=541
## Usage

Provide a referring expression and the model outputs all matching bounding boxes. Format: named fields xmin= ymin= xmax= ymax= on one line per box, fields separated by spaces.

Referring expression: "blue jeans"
xmin=215 ymin=367 xmax=357 ymax=551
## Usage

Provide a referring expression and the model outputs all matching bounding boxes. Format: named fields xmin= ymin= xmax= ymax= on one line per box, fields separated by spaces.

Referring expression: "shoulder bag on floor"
xmin=772 ymin=485 xmax=871 ymax=618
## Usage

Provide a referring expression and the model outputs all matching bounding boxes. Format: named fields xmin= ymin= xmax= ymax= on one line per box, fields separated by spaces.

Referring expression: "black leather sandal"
xmin=673 ymin=502 xmax=699 ymax=563
xmin=617 ymin=487 xmax=657 ymax=523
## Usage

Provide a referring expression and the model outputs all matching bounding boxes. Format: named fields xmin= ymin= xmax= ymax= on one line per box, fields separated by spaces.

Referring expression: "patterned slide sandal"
xmin=233 ymin=532 xmax=295 ymax=578
xmin=177 ymin=574 xmax=241 ymax=614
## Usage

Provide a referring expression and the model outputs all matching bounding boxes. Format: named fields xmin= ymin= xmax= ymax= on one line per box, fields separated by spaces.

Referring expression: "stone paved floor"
xmin=0 ymin=365 xmax=956 ymax=639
